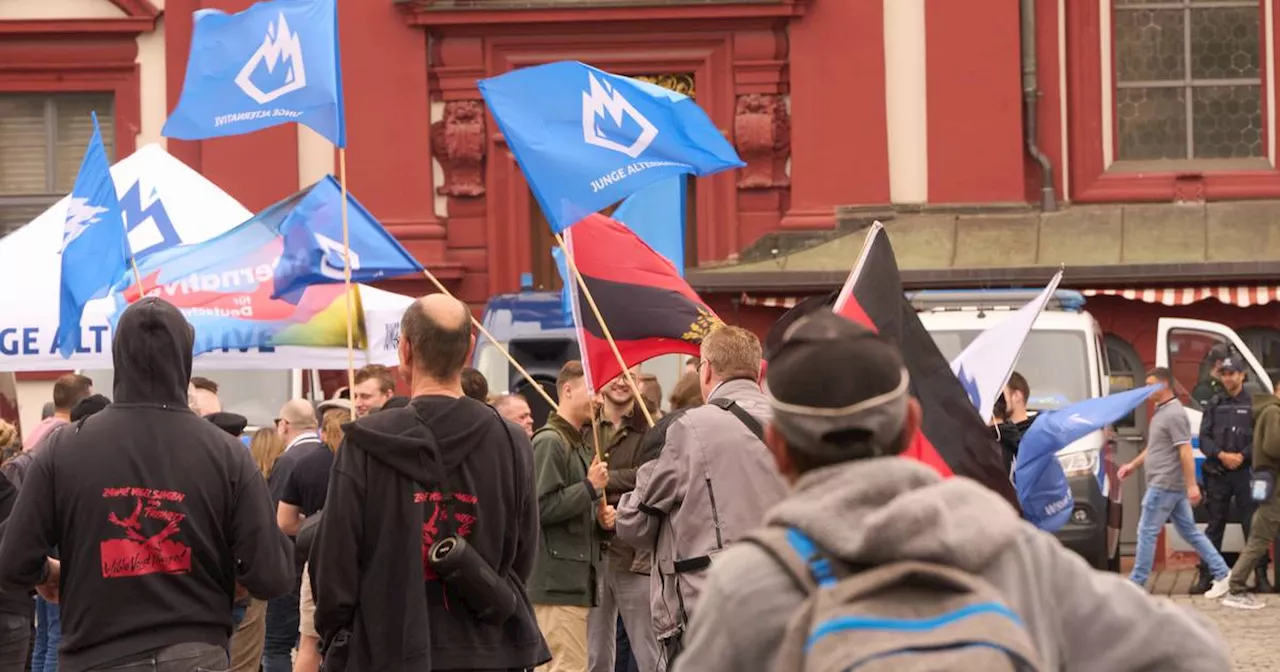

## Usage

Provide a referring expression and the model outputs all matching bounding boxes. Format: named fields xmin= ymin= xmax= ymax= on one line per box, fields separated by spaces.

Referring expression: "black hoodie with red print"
xmin=0 ymin=297 xmax=294 ymax=672
xmin=312 ymin=395 xmax=548 ymax=672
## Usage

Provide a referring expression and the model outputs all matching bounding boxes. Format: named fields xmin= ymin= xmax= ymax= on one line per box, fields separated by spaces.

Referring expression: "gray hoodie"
xmin=676 ymin=458 xmax=1229 ymax=671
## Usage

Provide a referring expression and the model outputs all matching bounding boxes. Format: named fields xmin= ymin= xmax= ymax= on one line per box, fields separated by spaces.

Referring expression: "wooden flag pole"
xmin=338 ymin=148 xmax=357 ymax=400
xmin=554 ymin=232 xmax=655 ymax=429
xmin=418 ymin=269 xmax=560 ymax=414
xmin=129 ymin=257 xmax=145 ymax=300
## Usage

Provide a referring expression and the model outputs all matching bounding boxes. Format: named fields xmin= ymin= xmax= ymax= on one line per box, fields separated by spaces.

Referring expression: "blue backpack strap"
xmin=785 ymin=528 xmax=840 ymax=588
xmin=740 ymin=527 xmax=847 ymax=594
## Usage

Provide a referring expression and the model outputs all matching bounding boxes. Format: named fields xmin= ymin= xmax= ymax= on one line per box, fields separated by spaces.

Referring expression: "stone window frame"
xmin=1066 ymin=0 xmax=1280 ymax=201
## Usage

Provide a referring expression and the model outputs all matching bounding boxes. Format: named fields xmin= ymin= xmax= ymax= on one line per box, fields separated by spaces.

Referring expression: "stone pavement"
xmin=1148 ymin=568 xmax=1280 ymax=671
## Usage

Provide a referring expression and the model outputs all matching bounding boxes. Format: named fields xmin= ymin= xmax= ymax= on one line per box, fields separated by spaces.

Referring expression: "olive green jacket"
xmin=528 ymin=413 xmax=604 ymax=606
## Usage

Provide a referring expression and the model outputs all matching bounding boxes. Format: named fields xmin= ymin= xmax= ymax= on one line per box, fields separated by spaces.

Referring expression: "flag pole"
xmin=338 ymin=148 xmax=357 ymax=400
xmin=129 ymin=257 xmax=145 ymax=300
xmin=554 ymin=232 xmax=655 ymax=429
xmin=418 ymin=269 xmax=560 ymax=414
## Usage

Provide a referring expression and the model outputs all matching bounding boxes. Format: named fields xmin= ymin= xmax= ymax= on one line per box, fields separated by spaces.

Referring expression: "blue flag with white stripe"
xmin=163 ymin=0 xmax=345 ymax=147
xmin=478 ymin=61 xmax=742 ymax=233
xmin=1016 ymin=384 xmax=1160 ymax=531
xmin=55 ymin=113 xmax=132 ymax=359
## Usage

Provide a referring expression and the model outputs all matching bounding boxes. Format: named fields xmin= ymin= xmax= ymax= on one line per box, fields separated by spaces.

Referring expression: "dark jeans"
xmin=262 ymin=588 xmax=300 ymax=672
xmin=614 ymin=616 xmax=637 ymax=672
xmin=1201 ymin=469 xmax=1268 ymax=574
xmin=0 ymin=614 xmax=32 ymax=671
xmin=34 ymin=597 xmax=60 ymax=672
xmin=86 ymin=643 xmax=228 ymax=672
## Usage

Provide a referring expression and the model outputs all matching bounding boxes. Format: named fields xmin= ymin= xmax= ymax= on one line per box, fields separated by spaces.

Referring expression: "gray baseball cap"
xmin=765 ymin=311 xmax=910 ymax=460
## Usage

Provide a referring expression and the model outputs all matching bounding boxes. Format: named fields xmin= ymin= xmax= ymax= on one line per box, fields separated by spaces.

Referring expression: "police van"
xmin=1156 ymin=318 xmax=1274 ymax=556
xmin=916 ymin=289 xmax=1123 ymax=571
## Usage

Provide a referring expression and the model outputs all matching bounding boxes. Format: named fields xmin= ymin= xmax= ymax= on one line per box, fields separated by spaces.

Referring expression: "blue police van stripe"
xmin=804 ymin=602 xmax=1025 ymax=652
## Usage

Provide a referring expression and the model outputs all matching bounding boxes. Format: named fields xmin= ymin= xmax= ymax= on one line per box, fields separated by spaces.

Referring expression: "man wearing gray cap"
xmin=675 ymin=311 xmax=1229 ymax=672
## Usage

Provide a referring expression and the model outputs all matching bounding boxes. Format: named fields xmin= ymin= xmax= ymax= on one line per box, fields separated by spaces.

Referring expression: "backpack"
xmin=741 ymin=527 xmax=1044 ymax=672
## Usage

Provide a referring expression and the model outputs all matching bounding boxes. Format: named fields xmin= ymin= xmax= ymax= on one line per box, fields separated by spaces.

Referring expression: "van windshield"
xmin=82 ymin=368 xmax=290 ymax=429
xmin=928 ymin=330 xmax=1091 ymax=411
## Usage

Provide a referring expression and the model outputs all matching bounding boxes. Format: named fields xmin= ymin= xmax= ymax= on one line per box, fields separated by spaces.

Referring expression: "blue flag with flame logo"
xmin=1016 ymin=384 xmax=1161 ymax=531
xmin=271 ymin=176 xmax=423 ymax=302
xmin=478 ymin=61 xmax=743 ymax=233
xmin=56 ymin=113 xmax=132 ymax=359
xmin=163 ymin=0 xmax=345 ymax=147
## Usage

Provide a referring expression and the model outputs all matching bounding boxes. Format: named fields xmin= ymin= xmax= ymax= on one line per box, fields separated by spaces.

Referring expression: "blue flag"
xmin=55 ymin=113 xmax=132 ymax=359
xmin=1016 ymin=384 xmax=1161 ymax=531
xmin=271 ymin=176 xmax=423 ymax=301
xmin=612 ymin=177 xmax=686 ymax=274
xmin=552 ymin=246 xmax=574 ymax=325
xmin=478 ymin=61 xmax=743 ymax=233
xmin=163 ymin=0 xmax=345 ymax=147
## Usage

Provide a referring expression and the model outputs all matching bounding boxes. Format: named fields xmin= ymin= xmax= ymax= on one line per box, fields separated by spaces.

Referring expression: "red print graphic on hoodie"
xmin=101 ymin=487 xmax=192 ymax=578
xmin=417 ymin=490 xmax=478 ymax=580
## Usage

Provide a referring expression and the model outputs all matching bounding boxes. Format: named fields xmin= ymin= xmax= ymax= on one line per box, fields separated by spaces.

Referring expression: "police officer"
xmin=1193 ymin=356 xmax=1270 ymax=594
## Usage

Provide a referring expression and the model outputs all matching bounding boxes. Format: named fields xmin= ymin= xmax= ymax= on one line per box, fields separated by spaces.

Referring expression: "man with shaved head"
xmin=314 ymin=295 xmax=549 ymax=671
xmin=263 ymin=398 xmax=325 ymax=672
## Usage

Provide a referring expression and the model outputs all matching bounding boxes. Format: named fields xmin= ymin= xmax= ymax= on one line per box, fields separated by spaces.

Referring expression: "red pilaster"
xmin=338 ymin=0 xmax=445 ymax=275
xmin=925 ymin=0 xmax=1026 ymax=203
xmin=783 ymin=0 xmax=888 ymax=227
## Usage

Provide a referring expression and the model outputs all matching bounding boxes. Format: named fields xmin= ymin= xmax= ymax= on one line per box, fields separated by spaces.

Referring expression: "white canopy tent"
xmin=0 ymin=144 xmax=412 ymax=372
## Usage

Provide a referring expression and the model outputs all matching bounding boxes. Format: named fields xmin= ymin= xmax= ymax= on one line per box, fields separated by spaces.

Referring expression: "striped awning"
xmin=1083 ymin=286 xmax=1280 ymax=308
xmin=743 ymin=285 xmax=1280 ymax=310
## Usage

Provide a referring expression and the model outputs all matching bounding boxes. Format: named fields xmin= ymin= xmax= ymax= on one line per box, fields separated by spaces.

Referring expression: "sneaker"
xmin=1204 ymin=574 xmax=1232 ymax=600
xmin=1222 ymin=592 xmax=1266 ymax=610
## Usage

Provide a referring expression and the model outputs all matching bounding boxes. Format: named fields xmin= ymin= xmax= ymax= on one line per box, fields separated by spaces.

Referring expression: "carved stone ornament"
xmin=431 ymin=100 xmax=486 ymax=197
xmin=733 ymin=93 xmax=791 ymax=190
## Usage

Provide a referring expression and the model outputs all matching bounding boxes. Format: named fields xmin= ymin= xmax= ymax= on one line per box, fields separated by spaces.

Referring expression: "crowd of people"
xmin=0 ymin=292 xmax=1267 ymax=671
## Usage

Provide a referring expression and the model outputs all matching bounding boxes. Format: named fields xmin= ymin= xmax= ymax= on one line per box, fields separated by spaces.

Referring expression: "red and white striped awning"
xmin=1083 ymin=286 xmax=1280 ymax=308
xmin=742 ymin=285 xmax=1280 ymax=310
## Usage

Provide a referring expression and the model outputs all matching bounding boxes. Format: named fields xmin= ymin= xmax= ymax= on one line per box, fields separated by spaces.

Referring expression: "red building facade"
xmin=4 ymin=0 xmax=1279 ymax=381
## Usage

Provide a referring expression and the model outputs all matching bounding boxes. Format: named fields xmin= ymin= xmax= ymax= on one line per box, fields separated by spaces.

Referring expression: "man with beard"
xmin=588 ymin=370 xmax=661 ymax=672
xmin=0 ymin=297 xmax=293 ymax=672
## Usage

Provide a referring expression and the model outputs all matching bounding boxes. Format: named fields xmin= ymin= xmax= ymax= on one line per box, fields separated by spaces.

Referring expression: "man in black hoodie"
xmin=0 ymin=297 xmax=295 ymax=672
xmin=313 ymin=294 xmax=548 ymax=672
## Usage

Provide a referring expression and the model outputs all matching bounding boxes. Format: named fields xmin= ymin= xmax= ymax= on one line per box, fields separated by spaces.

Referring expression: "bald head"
xmin=401 ymin=294 xmax=474 ymax=383
xmin=279 ymin=399 xmax=317 ymax=428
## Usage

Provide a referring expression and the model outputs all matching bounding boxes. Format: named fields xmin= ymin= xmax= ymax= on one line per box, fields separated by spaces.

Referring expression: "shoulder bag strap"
xmin=408 ymin=403 xmax=457 ymax=538
xmin=708 ymin=398 xmax=764 ymax=441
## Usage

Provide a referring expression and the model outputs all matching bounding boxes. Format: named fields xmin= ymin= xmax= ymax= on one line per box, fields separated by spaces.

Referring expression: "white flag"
xmin=950 ymin=271 xmax=1064 ymax=424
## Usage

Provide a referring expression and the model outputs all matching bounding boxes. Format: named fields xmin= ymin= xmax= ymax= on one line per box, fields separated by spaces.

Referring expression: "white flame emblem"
xmin=581 ymin=73 xmax=658 ymax=158
xmin=62 ymin=197 xmax=108 ymax=252
xmin=234 ymin=12 xmax=307 ymax=104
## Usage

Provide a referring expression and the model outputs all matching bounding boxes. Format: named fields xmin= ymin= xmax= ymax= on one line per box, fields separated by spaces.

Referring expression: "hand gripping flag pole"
xmin=555 ymin=232 xmax=656 ymax=429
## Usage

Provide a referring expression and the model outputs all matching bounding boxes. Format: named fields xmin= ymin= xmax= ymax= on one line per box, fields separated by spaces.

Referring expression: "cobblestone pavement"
xmin=1169 ymin=594 xmax=1278 ymax=671
xmin=1149 ymin=569 xmax=1280 ymax=671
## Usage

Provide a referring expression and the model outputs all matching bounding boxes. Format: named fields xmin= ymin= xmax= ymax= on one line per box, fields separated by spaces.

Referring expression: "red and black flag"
xmin=562 ymin=214 xmax=721 ymax=392
xmin=831 ymin=223 xmax=1018 ymax=508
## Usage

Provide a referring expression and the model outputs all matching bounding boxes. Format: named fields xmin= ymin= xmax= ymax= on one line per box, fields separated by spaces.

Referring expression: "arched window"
xmin=1240 ymin=327 xmax=1280 ymax=387
xmin=1105 ymin=334 xmax=1146 ymax=429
